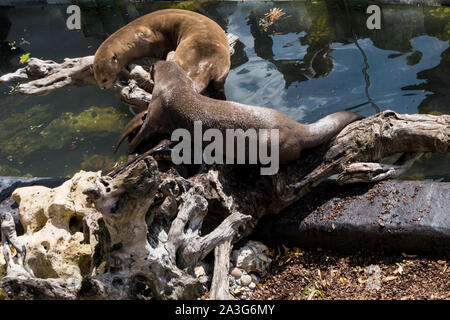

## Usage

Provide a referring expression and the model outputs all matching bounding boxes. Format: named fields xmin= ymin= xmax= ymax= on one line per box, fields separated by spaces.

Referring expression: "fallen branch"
xmin=0 ymin=33 xmax=240 ymax=110
xmin=210 ymin=239 xmax=232 ymax=300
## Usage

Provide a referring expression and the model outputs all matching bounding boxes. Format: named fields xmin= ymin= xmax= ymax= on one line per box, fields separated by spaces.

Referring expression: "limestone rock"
xmin=0 ymin=171 xmax=102 ymax=281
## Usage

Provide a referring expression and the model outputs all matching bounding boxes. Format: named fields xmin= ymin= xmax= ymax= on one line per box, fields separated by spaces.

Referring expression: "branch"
xmin=209 ymin=239 xmax=232 ymax=300
xmin=0 ymin=33 xmax=240 ymax=110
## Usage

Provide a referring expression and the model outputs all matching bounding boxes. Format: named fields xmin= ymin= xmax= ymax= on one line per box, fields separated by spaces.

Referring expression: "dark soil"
xmin=251 ymin=247 xmax=450 ymax=300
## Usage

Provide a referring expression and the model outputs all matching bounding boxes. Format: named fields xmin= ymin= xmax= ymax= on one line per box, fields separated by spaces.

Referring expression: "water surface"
xmin=0 ymin=1 xmax=448 ymax=180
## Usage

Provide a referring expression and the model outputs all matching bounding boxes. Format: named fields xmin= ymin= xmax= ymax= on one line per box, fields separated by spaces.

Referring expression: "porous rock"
xmin=0 ymin=171 xmax=102 ymax=281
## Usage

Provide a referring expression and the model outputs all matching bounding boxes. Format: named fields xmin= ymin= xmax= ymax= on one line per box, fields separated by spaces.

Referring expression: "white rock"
xmin=249 ymin=282 xmax=256 ymax=290
xmin=0 ymin=171 xmax=102 ymax=281
xmin=241 ymin=274 xmax=252 ymax=286
xmin=231 ymin=240 xmax=272 ymax=276
xmin=194 ymin=265 xmax=206 ymax=278
xmin=230 ymin=267 xmax=242 ymax=279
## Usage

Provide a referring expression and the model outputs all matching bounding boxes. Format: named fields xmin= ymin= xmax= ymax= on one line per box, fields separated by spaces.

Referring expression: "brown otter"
xmin=118 ymin=60 xmax=362 ymax=165
xmin=93 ymin=9 xmax=230 ymax=99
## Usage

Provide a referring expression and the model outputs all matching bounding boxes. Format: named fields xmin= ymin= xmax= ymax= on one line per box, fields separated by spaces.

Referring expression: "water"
xmin=0 ymin=1 xmax=448 ymax=180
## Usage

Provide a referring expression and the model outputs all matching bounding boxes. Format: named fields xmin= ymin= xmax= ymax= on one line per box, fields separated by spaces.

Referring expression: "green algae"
xmin=0 ymin=104 xmax=127 ymax=176
xmin=80 ymin=153 xmax=127 ymax=172
xmin=0 ymin=103 xmax=53 ymax=159
xmin=0 ymin=105 xmax=125 ymax=158
xmin=40 ymin=106 xmax=126 ymax=150
xmin=0 ymin=163 xmax=22 ymax=176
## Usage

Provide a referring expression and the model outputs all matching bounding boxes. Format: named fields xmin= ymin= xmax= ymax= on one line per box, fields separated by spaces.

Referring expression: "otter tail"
xmin=301 ymin=111 xmax=363 ymax=149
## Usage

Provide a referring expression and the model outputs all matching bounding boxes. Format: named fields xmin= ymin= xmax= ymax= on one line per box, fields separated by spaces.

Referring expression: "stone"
xmin=231 ymin=240 xmax=272 ymax=276
xmin=366 ymin=265 xmax=382 ymax=291
xmin=241 ymin=274 xmax=252 ymax=286
xmin=0 ymin=171 xmax=102 ymax=282
xmin=230 ymin=267 xmax=242 ymax=279
xmin=248 ymin=282 xmax=256 ymax=290
xmin=254 ymin=181 xmax=450 ymax=253
xmin=194 ymin=265 xmax=206 ymax=278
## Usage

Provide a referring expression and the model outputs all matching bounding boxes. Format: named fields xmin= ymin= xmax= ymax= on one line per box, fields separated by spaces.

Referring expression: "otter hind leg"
xmin=114 ymin=111 xmax=148 ymax=152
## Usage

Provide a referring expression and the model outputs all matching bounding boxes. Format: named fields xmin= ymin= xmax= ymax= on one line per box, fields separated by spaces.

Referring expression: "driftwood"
xmin=0 ymin=33 xmax=240 ymax=111
xmin=0 ymin=33 xmax=449 ymax=300
xmin=80 ymin=110 xmax=448 ymax=299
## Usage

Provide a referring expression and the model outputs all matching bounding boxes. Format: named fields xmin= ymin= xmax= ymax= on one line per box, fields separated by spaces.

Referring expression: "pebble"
xmin=231 ymin=267 xmax=242 ymax=279
xmin=248 ymin=282 xmax=256 ymax=290
xmin=233 ymin=286 xmax=242 ymax=294
xmin=241 ymin=274 xmax=252 ymax=286
xmin=194 ymin=266 xmax=205 ymax=278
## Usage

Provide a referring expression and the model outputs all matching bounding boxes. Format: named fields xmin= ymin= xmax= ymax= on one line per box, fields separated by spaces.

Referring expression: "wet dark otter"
xmin=93 ymin=9 xmax=230 ymax=99
xmin=117 ymin=61 xmax=363 ymax=165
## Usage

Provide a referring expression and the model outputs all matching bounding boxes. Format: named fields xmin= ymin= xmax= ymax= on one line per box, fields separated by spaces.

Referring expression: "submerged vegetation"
xmin=0 ymin=103 xmax=127 ymax=176
xmin=0 ymin=103 xmax=52 ymax=158
xmin=40 ymin=106 xmax=125 ymax=149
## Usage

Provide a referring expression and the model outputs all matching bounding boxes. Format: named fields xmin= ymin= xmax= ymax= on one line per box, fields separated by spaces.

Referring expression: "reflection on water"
xmin=0 ymin=1 xmax=448 ymax=179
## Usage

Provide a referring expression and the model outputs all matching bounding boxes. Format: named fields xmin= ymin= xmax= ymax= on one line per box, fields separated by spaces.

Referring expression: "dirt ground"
xmin=250 ymin=246 xmax=450 ymax=300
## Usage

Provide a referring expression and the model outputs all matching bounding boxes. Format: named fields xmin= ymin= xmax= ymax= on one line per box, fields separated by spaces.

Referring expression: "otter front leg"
xmin=128 ymin=97 xmax=165 ymax=154
xmin=114 ymin=110 xmax=148 ymax=152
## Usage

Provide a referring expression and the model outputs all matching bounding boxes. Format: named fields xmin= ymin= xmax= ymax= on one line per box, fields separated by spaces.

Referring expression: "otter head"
xmin=93 ymin=49 xmax=121 ymax=90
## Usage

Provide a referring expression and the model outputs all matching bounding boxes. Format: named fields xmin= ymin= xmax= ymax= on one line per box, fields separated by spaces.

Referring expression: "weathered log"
xmin=210 ymin=239 xmax=232 ymax=300
xmin=78 ymin=111 xmax=448 ymax=299
xmin=264 ymin=111 xmax=450 ymax=214
xmin=0 ymin=176 xmax=68 ymax=236
xmin=1 ymin=276 xmax=79 ymax=300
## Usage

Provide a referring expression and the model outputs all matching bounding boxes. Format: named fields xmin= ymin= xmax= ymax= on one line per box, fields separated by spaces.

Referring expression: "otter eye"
xmin=102 ymin=78 xmax=107 ymax=83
